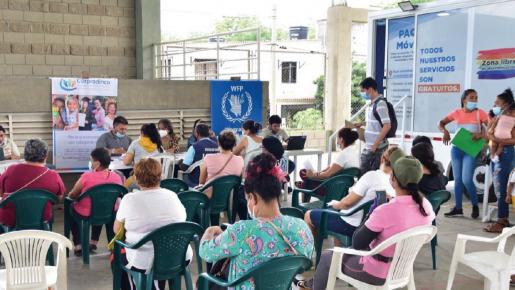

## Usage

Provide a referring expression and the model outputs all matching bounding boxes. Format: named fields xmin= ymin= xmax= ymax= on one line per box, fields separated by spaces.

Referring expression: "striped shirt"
xmin=365 ymin=98 xmax=390 ymax=149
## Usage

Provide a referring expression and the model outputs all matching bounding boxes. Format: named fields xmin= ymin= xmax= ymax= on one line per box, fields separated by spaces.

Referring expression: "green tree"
xmin=290 ymin=108 xmax=324 ymax=130
xmin=313 ymin=75 xmax=325 ymax=112
xmin=351 ymin=61 xmax=367 ymax=116
xmin=213 ymin=16 xmax=288 ymax=41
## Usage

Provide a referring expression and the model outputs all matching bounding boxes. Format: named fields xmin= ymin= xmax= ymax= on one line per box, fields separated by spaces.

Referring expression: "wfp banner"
xmin=51 ymin=78 xmax=118 ymax=171
xmin=210 ymin=80 xmax=263 ymax=135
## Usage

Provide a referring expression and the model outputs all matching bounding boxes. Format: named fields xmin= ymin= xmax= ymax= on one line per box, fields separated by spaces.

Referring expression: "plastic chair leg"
xmin=184 ymin=269 xmax=194 ymax=290
xmin=315 ymin=234 xmax=324 ymax=267
xmin=106 ymin=221 xmax=115 ymax=241
xmin=431 ymin=235 xmax=437 ymax=270
xmin=81 ymin=220 xmax=91 ymax=264
xmin=47 ymin=245 xmax=55 ymax=266
xmin=446 ymin=260 xmax=459 ymax=290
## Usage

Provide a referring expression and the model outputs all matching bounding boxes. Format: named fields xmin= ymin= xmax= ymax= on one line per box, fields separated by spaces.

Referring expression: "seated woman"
xmin=0 ymin=139 xmax=65 ymax=228
xmin=114 ymin=158 xmax=191 ymax=290
xmin=304 ymin=147 xmax=400 ymax=243
xmin=262 ymin=136 xmax=293 ymax=176
xmin=200 ymin=153 xmax=314 ymax=290
xmin=411 ymin=142 xmax=448 ymax=195
xmin=199 ymin=130 xmax=244 ymax=198
xmin=158 ymin=118 xmax=180 ymax=153
xmin=299 ymin=128 xmax=359 ymax=189
xmin=302 ymin=156 xmax=435 ymax=290
xmin=124 ymin=123 xmax=163 ymax=166
xmin=68 ymin=148 xmax=123 ymax=256
xmin=233 ymin=120 xmax=263 ymax=168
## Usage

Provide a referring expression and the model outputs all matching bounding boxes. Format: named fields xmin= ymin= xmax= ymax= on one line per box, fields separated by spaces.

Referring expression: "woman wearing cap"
xmin=303 ymin=146 xmax=399 ymax=255
xmin=438 ymin=89 xmax=488 ymax=219
xmin=301 ymin=151 xmax=435 ymax=290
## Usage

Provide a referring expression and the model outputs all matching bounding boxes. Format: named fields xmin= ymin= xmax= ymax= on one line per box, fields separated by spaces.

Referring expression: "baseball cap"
xmin=392 ymin=156 xmax=423 ymax=189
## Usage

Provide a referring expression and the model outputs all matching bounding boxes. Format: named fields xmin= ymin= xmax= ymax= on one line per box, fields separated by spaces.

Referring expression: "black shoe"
xmin=444 ymin=207 xmax=463 ymax=217
xmin=74 ymin=249 xmax=82 ymax=257
xmin=471 ymin=205 xmax=479 ymax=219
xmin=89 ymin=244 xmax=98 ymax=252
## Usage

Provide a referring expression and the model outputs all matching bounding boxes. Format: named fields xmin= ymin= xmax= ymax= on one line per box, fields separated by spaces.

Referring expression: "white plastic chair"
xmin=446 ymin=226 xmax=515 ymax=290
xmin=178 ymin=160 xmax=203 ymax=181
xmin=0 ymin=230 xmax=73 ymax=290
xmin=326 ymin=225 xmax=437 ymax=290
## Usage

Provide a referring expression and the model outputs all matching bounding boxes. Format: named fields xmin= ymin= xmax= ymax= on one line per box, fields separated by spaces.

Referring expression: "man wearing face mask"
xmin=354 ymin=77 xmax=391 ymax=174
xmin=96 ymin=116 xmax=132 ymax=156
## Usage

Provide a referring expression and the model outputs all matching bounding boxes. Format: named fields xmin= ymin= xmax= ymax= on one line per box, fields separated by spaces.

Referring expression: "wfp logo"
xmin=59 ymin=79 xmax=78 ymax=91
xmin=221 ymin=86 xmax=253 ymax=123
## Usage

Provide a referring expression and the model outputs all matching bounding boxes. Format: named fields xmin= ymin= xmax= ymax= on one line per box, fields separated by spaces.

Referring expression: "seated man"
xmin=0 ymin=126 xmax=20 ymax=160
xmin=178 ymin=123 xmax=219 ymax=186
xmin=95 ymin=116 xmax=132 ymax=156
xmin=260 ymin=115 xmax=289 ymax=144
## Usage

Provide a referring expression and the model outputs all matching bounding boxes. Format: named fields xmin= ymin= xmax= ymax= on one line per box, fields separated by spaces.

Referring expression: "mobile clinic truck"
xmin=366 ymin=0 xmax=515 ymax=220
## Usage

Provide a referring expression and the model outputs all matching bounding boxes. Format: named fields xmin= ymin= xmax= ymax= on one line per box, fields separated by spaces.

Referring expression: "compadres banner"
xmin=51 ymin=78 xmax=118 ymax=171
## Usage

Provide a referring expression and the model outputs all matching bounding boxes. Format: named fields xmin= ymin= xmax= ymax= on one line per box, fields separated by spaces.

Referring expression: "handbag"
xmin=107 ymin=222 xmax=125 ymax=251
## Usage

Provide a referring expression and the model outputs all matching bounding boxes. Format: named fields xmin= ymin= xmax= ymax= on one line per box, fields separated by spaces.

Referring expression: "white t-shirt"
xmin=116 ymin=188 xmax=192 ymax=270
xmin=127 ymin=139 xmax=160 ymax=163
xmin=339 ymin=169 xmax=394 ymax=227
xmin=510 ymin=169 xmax=515 ymax=196
xmin=333 ymin=145 xmax=360 ymax=169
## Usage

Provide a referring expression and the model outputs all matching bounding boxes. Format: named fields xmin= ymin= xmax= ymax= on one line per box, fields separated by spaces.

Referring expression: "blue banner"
xmin=210 ymin=80 xmax=263 ymax=135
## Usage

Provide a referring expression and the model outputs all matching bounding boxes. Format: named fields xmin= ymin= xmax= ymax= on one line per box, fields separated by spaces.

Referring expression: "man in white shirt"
xmin=261 ymin=115 xmax=289 ymax=144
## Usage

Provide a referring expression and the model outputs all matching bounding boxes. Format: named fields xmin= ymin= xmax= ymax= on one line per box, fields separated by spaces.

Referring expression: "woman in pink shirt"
xmin=68 ymin=148 xmax=123 ymax=256
xmin=304 ymin=154 xmax=435 ymax=290
xmin=199 ymin=130 xmax=244 ymax=199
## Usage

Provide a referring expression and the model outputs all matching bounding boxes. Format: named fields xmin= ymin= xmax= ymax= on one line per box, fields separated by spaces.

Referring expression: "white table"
xmin=286 ymin=149 xmax=324 ymax=183
xmin=0 ymin=160 xmax=23 ymax=174
xmin=109 ymin=153 xmax=185 ymax=179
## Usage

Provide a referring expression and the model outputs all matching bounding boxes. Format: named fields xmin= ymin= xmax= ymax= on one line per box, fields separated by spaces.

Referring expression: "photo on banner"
xmin=51 ymin=78 xmax=118 ymax=171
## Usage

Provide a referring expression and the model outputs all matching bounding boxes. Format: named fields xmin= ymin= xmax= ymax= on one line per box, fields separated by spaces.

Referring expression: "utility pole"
xmin=270 ymin=4 xmax=277 ymax=115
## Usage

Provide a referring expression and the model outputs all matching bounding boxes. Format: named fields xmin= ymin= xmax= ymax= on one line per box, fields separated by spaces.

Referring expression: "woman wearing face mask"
xmin=199 ymin=153 xmax=314 ymax=290
xmin=68 ymin=148 xmax=123 ymax=256
xmin=157 ymin=118 xmax=180 ymax=153
xmin=438 ymin=89 xmax=488 ymax=219
xmin=484 ymin=88 xmax=515 ymax=233
xmin=233 ymin=120 xmax=263 ymax=168
xmin=123 ymin=123 xmax=164 ymax=166
xmin=302 ymin=155 xmax=435 ymax=290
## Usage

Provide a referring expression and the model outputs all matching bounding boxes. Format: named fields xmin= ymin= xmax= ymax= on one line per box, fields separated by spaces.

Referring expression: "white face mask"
xmin=158 ymin=130 xmax=168 ymax=138
xmin=247 ymin=197 xmax=256 ymax=219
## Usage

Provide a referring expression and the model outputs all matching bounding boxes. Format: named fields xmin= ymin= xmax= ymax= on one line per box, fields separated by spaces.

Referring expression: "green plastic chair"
xmin=280 ymin=207 xmax=304 ymax=219
xmin=178 ymin=190 xmax=209 ymax=229
xmin=426 ymin=190 xmax=451 ymax=270
xmin=198 ymin=256 xmax=312 ymax=290
xmin=0 ymin=189 xmax=58 ymax=231
xmin=338 ymin=167 xmax=361 ymax=178
xmin=161 ymin=178 xmax=189 ymax=193
xmin=314 ymin=200 xmax=373 ymax=266
xmin=292 ymin=174 xmax=354 ymax=213
xmin=0 ymin=189 xmax=59 ymax=265
xmin=112 ymin=222 xmax=204 ymax=290
xmin=63 ymin=183 xmax=127 ymax=264
xmin=199 ymin=175 xmax=241 ymax=225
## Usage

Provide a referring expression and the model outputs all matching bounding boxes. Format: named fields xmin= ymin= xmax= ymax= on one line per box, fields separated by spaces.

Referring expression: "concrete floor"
xmin=53 ymin=199 xmax=515 ymax=290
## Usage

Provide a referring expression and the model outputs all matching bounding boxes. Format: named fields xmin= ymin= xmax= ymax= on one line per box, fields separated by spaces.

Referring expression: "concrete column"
xmin=324 ymin=6 xmax=368 ymax=133
xmin=135 ymin=0 xmax=161 ymax=79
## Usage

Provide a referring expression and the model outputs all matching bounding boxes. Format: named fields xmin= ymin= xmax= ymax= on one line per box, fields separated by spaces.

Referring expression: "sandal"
xmin=483 ymin=219 xmax=509 ymax=233
xmin=293 ymin=278 xmax=313 ymax=290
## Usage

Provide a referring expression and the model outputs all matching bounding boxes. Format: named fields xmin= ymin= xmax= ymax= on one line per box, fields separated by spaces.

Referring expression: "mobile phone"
xmin=376 ymin=190 xmax=387 ymax=206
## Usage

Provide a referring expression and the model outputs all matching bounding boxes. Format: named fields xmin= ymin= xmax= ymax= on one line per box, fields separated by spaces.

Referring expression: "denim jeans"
xmin=491 ymin=146 xmax=514 ymax=219
xmin=451 ymin=146 xmax=478 ymax=209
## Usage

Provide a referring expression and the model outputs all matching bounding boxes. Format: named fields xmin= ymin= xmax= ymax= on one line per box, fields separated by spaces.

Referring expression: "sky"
xmin=161 ymin=0 xmax=335 ymax=40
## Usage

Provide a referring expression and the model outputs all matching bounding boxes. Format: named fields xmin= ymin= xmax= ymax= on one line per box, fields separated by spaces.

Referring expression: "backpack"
xmin=372 ymin=97 xmax=398 ymax=138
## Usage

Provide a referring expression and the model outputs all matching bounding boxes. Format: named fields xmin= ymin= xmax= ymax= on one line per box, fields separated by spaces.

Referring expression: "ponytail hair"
xmin=242 ymin=120 xmax=262 ymax=135
xmin=393 ymin=172 xmax=428 ymax=217
xmin=244 ymin=153 xmax=284 ymax=203
xmin=411 ymin=142 xmax=441 ymax=176
xmin=141 ymin=123 xmax=163 ymax=153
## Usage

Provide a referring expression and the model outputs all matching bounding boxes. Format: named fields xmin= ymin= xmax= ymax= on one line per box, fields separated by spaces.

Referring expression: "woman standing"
xmin=233 ymin=120 xmax=263 ymax=167
xmin=438 ymin=89 xmax=488 ymax=219
xmin=484 ymin=88 xmax=515 ymax=233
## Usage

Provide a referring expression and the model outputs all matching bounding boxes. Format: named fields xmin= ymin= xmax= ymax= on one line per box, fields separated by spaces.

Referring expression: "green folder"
xmin=451 ymin=128 xmax=486 ymax=157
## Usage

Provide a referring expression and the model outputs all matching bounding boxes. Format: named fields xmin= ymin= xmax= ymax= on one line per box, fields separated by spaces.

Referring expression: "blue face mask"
xmin=115 ymin=132 xmax=125 ymax=139
xmin=360 ymin=92 xmax=371 ymax=101
xmin=492 ymin=106 xmax=503 ymax=116
xmin=465 ymin=101 xmax=477 ymax=111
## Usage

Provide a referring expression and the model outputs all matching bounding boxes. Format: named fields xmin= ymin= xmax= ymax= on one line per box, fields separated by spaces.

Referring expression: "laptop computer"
xmin=286 ymin=136 xmax=307 ymax=151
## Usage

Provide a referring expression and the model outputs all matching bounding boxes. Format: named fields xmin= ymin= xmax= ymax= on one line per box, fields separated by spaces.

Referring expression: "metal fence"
xmin=153 ymin=28 xmax=261 ymax=80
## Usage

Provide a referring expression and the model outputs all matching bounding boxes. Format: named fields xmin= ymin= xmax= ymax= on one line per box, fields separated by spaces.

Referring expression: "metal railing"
xmin=326 ymin=94 xmax=411 ymax=166
xmin=153 ymin=28 xmax=261 ymax=80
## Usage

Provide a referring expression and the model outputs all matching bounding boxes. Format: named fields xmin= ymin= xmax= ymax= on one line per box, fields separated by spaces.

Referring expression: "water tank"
xmin=289 ymin=26 xmax=308 ymax=40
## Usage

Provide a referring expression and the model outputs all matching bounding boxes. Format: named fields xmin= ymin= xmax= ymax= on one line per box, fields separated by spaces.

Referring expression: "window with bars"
xmin=194 ymin=59 xmax=217 ymax=80
xmin=281 ymin=61 xmax=297 ymax=83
